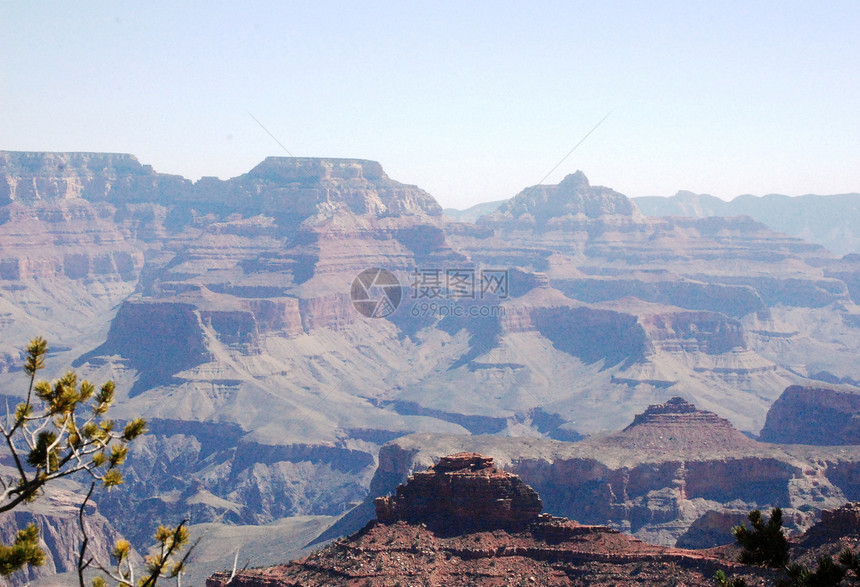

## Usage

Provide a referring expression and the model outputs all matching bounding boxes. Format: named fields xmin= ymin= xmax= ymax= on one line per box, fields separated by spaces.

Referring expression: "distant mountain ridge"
xmin=442 ymin=199 xmax=504 ymax=222
xmin=444 ymin=188 xmax=860 ymax=256
xmin=634 ymin=190 xmax=860 ymax=256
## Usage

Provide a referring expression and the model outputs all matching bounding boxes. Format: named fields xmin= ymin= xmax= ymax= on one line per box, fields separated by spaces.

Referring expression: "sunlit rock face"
xmin=375 ymin=453 xmax=542 ymax=533
xmin=207 ymin=452 xmax=779 ymax=587
xmin=188 ymin=156 xmax=443 ymax=221
xmin=1 ymin=152 xmax=860 ymax=558
xmin=0 ymin=151 xmax=190 ymax=204
xmin=342 ymin=398 xmax=860 ymax=548
xmin=760 ymin=385 xmax=860 ymax=445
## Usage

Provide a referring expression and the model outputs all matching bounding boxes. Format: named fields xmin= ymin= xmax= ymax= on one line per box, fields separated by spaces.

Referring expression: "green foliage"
xmin=26 ymin=430 xmax=59 ymax=470
xmin=786 ymin=555 xmax=848 ymax=587
xmin=95 ymin=522 xmax=195 ymax=587
xmin=726 ymin=506 xmax=860 ymax=587
xmin=1 ymin=338 xmax=146 ymax=509
xmin=805 ymin=555 xmax=845 ymax=586
xmin=840 ymin=548 xmax=860 ymax=581
xmin=0 ymin=338 xmax=146 ymax=578
xmin=1 ymin=337 xmax=197 ymax=585
xmin=122 ymin=418 xmax=147 ymax=442
xmin=733 ymin=508 xmax=790 ymax=567
xmin=0 ymin=523 xmax=45 ymax=575
xmin=715 ymin=569 xmax=749 ymax=587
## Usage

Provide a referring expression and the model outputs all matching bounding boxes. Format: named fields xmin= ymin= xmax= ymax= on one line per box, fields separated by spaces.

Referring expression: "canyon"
xmin=208 ymin=453 xmax=860 ymax=586
xmin=0 ymin=151 xmax=859 ymax=581
xmin=318 ymin=397 xmax=860 ymax=550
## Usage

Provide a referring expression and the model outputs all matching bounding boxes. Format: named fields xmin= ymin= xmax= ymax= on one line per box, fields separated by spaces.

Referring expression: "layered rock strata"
xmin=760 ymin=385 xmax=860 ymax=445
xmin=2 ymin=152 xmax=860 ymax=563
xmin=208 ymin=454 xmax=773 ymax=587
xmin=322 ymin=398 xmax=860 ymax=548
xmin=374 ymin=453 xmax=542 ymax=533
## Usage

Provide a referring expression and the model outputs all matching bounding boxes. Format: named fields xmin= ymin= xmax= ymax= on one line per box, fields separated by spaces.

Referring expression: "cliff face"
xmin=0 ymin=151 xmax=190 ymax=205
xmin=188 ymin=157 xmax=442 ymax=222
xmin=0 ymin=201 xmax=144 ymax=281
xmin=0 ymin=484 xmax=135 ymax=587
xmin=759 ymin=385 xmax=860 ymax=445
xmin=2 ymin=154 xmax=860 ymax=563
xmin=374 ymin=453 xmax=542 ymax=533
xmin=207 ymin=453 xmax=775 ymax=587
xmin=335 ymin=398 xmax=860 ymax=549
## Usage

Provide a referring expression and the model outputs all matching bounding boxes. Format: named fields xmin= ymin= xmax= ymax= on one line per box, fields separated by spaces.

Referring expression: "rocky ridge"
xmin=374 ymin=453 xmax=542 ymax=533
xmin=760 ymin=384 xmax=860 ymax=445
xmin=207 ymin=454 xmax=774 ymax=587
xmin=1 ymin=151 xmax=860 ymax=557
xmin=321 ymin=398 xmax=860 ymax=549
xmin=634 ymin=190 xmax=860 ymax=256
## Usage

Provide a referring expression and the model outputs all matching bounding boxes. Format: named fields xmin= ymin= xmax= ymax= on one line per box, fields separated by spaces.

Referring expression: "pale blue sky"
xmin=2 ymin=2 xmax=859 ymax=208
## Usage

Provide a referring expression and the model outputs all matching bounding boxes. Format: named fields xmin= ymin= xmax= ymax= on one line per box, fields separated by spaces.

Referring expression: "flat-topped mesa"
xmin=196 ymin=156 xmax=443 ymax=219
xmin=374 ymin=453 xmax=542 ymax=533
xmin=480 ymin=170 xmax=644 ymax=227
xmin=0 ymin=150 xmax=191 ymax=205
xmin=0 ymin=151 xmax=443 ymax=219
xmin=611 ymin=397 xmax=756 ymax=452
xmin=245 ymin=157 xmax=386 ymax=182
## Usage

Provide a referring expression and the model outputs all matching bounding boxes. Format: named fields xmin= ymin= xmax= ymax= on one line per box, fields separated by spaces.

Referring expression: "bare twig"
xmin=77 ymin=482 xmax=96 ymax=587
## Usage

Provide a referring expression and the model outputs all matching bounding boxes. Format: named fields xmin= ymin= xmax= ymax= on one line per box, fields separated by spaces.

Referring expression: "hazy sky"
xmin=2 ymin=2 xmax=859 ymax=208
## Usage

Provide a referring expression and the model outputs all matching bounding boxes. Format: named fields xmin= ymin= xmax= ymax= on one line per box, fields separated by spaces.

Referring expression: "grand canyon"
xmin=0 ymin=151 xmax=859 ymax=585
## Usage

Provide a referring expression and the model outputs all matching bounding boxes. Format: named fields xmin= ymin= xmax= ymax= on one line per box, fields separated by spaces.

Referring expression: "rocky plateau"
xmin=1 ymin=150 xmax=859 ymax=580
xmin=318 ymin=397 xmax=860 ymax=549
xmin=208 ymin=453 xmax=860 ymax=586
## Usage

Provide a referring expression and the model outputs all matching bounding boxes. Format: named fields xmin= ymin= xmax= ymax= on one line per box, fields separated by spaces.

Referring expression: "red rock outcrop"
xmin=760 ymin=385 xmax=860 ymax=445
xmin=207 ymin=454 xmax=774 ymax=586
xmin=374 ymin=453 xmax=542 ymax=533
xmin=330 ymin=399 xmax=860 ymax=549
xmin=798 ymin=502 xmax=860 ymax=547
xmin=618 ymin=397 xmax=757 ymax=452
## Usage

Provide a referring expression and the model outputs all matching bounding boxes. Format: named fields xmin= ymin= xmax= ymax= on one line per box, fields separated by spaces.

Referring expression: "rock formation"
xmin=617 ymin=396 xmax=756 ymax=452
xmin=374 ymin=453 xmax=542 ymax=533
xmin=481 ymin=170 xmax=644 ymax=226
xmin=2 ymin=151 xmax=860 ymax=560
xmin=207 ymin=454 xmax=775 ymax=587
xmin=0 ymin=151 xmax=190 ymax=205
xmin=635 ymin=190 xmax=860 ymax=257
xmin=797 ymin=501 xmax=860 ymax=547
xmin=787 ymin=501 xmax=860 ymax=578
xmin=760 ymin=384 xmax=860 ymax=445
xmin=323 ymin=398 xmax=860 ymax=548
